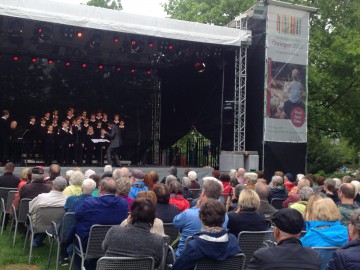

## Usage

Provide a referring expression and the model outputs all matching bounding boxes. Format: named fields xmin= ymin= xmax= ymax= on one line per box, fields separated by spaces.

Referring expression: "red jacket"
xmin=169 ymin=195 xmax=190 ymax=212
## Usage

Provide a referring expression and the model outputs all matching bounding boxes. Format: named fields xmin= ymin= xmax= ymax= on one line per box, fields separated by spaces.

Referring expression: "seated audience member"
xmin=300 ymin=198 xmax=348 ymax=247
xmin=314 ymin=176 xmax=326 ymax=194
xmin=161 ymin=166 xmax=180 ymax=184
xmin=173 ymin=177 xmax=227 ymax=258
xmin=181 ymin=177 xmax=193 ymax=199
xmin=102 ymin=198 xmax=164 ymax=268
xmin=64 ymin=170 xmax=73 ymax=185
xmin=101 ymin=165 xmax=112 ymax=179
xmin=165 ymin=175 xmax=177 ymax=186
xmin=303 ymin=194 xmax=323 ymax=221
xmin=236 ymin=168 xmax=246 ymax=184
xmin=283 ymin=178 xmax=311 ymax=208
xmin=153 ymin=183 xmax=180 ymax=223
xmin=45 ymin=164 xmax=61 ymax=184
xmin=19 ymin=167 xmax=51 ymax=200
xmin=289 ymin=186 xmax=315 ymax=215
xmin=116 ymin=177 xmax=134 ymax=211
xmin=128 ymin=169 xmax=148 ymax=199
xmin=255 ymin=183 xmax=277 ymax=219
xmin=63 ymin=170 xmax=84 ymax=196
xmin=11 ymin=168 xmax=31 ymax=210
xmin=144 ymin=170 xmax=159 ymax=191
xmin=84 ymin=169 xmax=96 ymax=180
xmin=267 ymin=175 xmax=287 ymax=203
xmin=256 ymin=170 xmax=267 ymax=184
xmin=337 ymin=183 xmax=360 ymax=226
xmin=169 ymin=180 xmax=190 ymax=212
xmin=244 ymin=172 xmax=258 ymax=190
xmin=89 ymin=174 xmax=101 ymax=197
xmin=333 ymin=178 xmax=341 ymax=190
xmin=29 ymin=176 xmax=68 ymax=247
xmin=323 ymin=178 xmax=339 ymax=203
xmin=247 ymin=208 xmax=321 ymax=269
xmin=283 ymin=172 xmax=295 ymax=192
xmin=342 ymin=175 xmax=352 ymax=184
xmin=226 ymin=184 xmax=246 ymax=212
xmin=351 ymin=180 xmax=360 ymax=204
xmin=188 ymin=171 xmax=200 ymax=189
xmin=172 ymin=199 xmax=241 ymax=270
xmin=64 ymin=179 xmax=96 ymax=212
xmin=327 ymin=209 xmax=360 ymax=269
xmin=0 ymin=162 xmax=20 ymax=188
xmin=227 ymin=189 xmax=269 ymax=237
xmin=121 ymin=191 xmax=165 ymax=236
xmin=212 ymin=170 xmax=220 ymax=180
xmin=112 ymin=167 xmax=130 ymax=181
xmin=220 ymin=173 xmax=232 ymax=195
xmin=66 ymin=177 xmax=128 ymax=269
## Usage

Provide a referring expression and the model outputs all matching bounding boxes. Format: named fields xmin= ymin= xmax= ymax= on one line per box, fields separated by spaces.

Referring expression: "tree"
xmin=87 ymin=0 xmax=122 ymax=10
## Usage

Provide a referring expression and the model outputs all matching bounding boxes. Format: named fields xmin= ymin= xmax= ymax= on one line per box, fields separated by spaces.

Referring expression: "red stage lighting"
xmin=13 ymin=56 xmax=19 ymax=61
xmin=48 ymin=60 xmax=53 ymax=64
xmin=32 ymin=58 xmax=37 ymax=63
xmin=146 ymin=70 xmax=151 ymax=75
xmin=98 ymin=65 xmax=103 ymax=70
xmin=169 ymin=45 xmax=174 ymax=50
xmin=82 ymin=63 xmax=87 ymax=68
xmin=116 ymin=67 xmax=121 ymax=72
xmin=131 ymin=40 xmax=136 ymax=45
xmin=37 ymin=28 xmax=42 ymax=33
xmin=77 ymin=32 xmax=83 ymax=38
xmin=113 ymin=37 xmax=119 ymax=43
xmin=131 ymin=69 xmax=135 ymax=73
xmin=194 ymin=62 xmax=206 ymax=73
xmin=148 ymin=42 xmax=154 ymax=48
xmin=65 ymin=62 xmax=71 ymax=66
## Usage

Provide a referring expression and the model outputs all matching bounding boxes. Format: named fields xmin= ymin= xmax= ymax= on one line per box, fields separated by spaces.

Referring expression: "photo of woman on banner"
xmin=282 ymin=68 xmax=305 ymax=119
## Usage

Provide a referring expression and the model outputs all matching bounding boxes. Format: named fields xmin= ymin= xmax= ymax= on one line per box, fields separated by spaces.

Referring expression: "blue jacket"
xmin=172 ymin=229 xmax=241 ymax=270
xmin=173 ymin=206 xmax=229 ymax=258
xmin=300 ymin=220 xmax=348 ymax=247
xmin=326 ymin=240 xmax=360 ymax=270
xmin=64 ymin=194 xmax=92 ymax=212
xmin=129 ymin=181 xmax=148 ymax=199
xmin=67 ymin=194 xmax=128 ymax=249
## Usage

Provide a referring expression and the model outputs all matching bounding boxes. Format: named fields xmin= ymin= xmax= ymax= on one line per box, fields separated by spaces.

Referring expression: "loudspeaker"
xmin=219 ymin=151 xmax=244 ymax=172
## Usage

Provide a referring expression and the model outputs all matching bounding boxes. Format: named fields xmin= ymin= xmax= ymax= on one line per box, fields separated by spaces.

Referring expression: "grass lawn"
xmin=0 ymin=226 xmax=58 ymax=270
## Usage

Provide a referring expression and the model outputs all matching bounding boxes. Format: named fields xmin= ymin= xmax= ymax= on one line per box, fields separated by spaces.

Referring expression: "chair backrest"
xmin=300 ymin=230 xmax=307 ymax=238
xmin=18 ymin=199 xmax=32 ymax=223
xmin=85 ymin=225 xmax=113 ymax=259
xmin=6 ymin=191 xmax=17 ymax=213
xmin=194 ymin=253 xmax=246 ymax=270
xmin=163 ymin=223 xmax=179 ymax=244
xmin=59 ymin=212 xmax=76 ymax=242
xmin=311 ymin=246 xmax=338 ymax=270
xmin=0 ymin=188 xmax=17 ymax=205
xmin=270 ymin=198 xmax=285 ymax=210
xmin=96 ymin=256 xmax=155 ymax=270
xmin=238 ymin=231 xmax=274 ymax=266
xmin=33 ymin=206 xmax=65 ymax=233
xmin=189 ymin=189 xmax=201 ymax=198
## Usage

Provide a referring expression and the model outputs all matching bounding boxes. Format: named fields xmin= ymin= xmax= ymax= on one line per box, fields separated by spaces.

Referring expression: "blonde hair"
xmin=312 ymin=198 xmax=341 ymax=221
xmin=303 ymin=194 xmax=323 ymax=221
xmin=20 ymin=168 xmax=30 ymax=180
xmin=297 ymin=178 xmax=310 ymax=190
xmin=137 ymin=191 xmax=157 ymax=205
xmin=237 ymin=189 xmax=260 ymax=212
xmin=70 ymin=170 xmax=85 ymax=186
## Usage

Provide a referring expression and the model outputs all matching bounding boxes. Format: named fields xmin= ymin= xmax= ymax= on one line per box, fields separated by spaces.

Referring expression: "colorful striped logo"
xmin=276 ymin=15 xmax=301 ymax=35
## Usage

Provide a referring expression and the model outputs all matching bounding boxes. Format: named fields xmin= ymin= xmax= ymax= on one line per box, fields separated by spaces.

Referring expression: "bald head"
xmin=112 ymin=167 xmax=129 ymax=180
xmin=99 ymin=177 xmax=117 ymax=195
xmin=339 ymin=183 xmax=356 ymax=199
xmin=255 ymin=183 xmax=269 ymax=200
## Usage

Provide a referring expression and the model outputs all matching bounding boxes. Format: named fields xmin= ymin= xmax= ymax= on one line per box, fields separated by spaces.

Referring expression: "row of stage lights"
xmin=3 ymin=54 xmax=153 ymax=75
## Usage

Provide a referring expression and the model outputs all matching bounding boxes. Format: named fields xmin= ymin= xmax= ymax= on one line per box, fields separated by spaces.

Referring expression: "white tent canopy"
xmin=0 ymin=0 xmax=251 ymax=47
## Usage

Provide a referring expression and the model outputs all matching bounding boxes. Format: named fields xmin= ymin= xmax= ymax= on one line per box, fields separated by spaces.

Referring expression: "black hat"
xmin=271 ymin=208 xmax=304 ymax=234
xmin=32 ymin=167 xmax=44 ymax=175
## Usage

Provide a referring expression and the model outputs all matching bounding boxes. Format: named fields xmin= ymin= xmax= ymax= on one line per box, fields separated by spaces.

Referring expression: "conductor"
xmin=105 ymin=122 xmax=121 ymax=166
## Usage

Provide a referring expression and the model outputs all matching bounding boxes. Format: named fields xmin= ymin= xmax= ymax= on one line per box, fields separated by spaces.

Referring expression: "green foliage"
xmin=86 ymin=0 xmax=122 ymax=10
xmin=163 ymin=0 xmax=256 ymax=25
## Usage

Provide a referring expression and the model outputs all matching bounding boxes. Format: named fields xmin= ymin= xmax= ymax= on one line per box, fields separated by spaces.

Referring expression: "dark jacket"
xmin=102 ymin=222 xmax=164 ymax=268
xmin=67 ymin=194 xmax=128 ymax=250
xmin=156 ymin=203 xmax=180 ymax=223
xmin=247 ymin=238 xmax=322 ymax=270
xmin=326 ymin=240 xmax=360 ymax=270
xmin=257 ymin=200 xmax=277 ymax=219
xmin=267 ymin=188 xmax=287 ymax=203
xmin=227 ymin=211 xmax=269 ymax=237
xmin=172 ymin=229 xmax=241 ymax=270
xmin=0 ymin=172 xmax=20 ymax=188
xmin=106 ymin=124 xmax=121 ymax=149
xmin=19 ymin=180 xmax=51 ymax=200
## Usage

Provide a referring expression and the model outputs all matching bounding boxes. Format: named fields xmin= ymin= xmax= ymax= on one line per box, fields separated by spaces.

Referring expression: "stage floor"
xmin=7 ymin=165 xmax=214 ymax=186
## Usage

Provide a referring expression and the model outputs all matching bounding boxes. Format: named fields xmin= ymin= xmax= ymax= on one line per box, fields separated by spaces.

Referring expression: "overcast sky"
xmin=54 ymin=0 xmax=168 ymax=18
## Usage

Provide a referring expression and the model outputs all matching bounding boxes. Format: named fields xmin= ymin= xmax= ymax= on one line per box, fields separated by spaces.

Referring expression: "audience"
xmin=351 ymin=180 xmax=360 ymax=204
xmin=283 ymin=172 xmax=295 ymax=192
xmin=144 ymin=170 xmax=159 ymax=190
xmin=89 ymin=174 xmax=101 ymax=196
xmin=181 ymin=177 xmax=193 ymax=199
xmin=247 ymin=208 xmax=321 ymax=269
xmin=323 ymin=178 xmax=339 ymax=203
xmin=227 ymin=189 xmax=268 ymax=237
xmin=236 ymin=168 xmax=246 ymax=184
xmin=188 ymin=171 xmax=200 ymax=189
xmin=102 ymin=198 xmax=164 ymax=268
xmin=63 ymin=170 xmax=84 ymax=196
xmin=115 ymin=177 xmax=134 ymax=211
xmin=64 ymin=178 xmax=96 ymax=212
xmin=226 ymin=184 xmax=246 ymax=212
xmin=219 ymin=173 xmax=232 ymax=195
xmin=153 ymin=183 xmax=180 ymax=223
xmin=303 ymin=194 xmax=323 ymax=221
xmin=289 ymin=186 xmax=314 ymax=215
xmin=173 ymin=177 xmax=226 ymax=258
xmin=0 ymin=162 xmax=20 ymax=188
xmin=169 ymin=180 xmax=190 ymax=212
xmin=19 ymin=167 xmax=51 ymax=200
xmin=337 ymin=183 xmax=360 ymax=226
xmin=283 ymin=177 xmax=311 ymax=208
xmin=244 ymin=172 xmax=258 ymax=190
xmin=300 ymin=198 xmax=348 ymax=247
xmin=101 ymin=165 xmax=112 ymax=179
xmin=267 ymin=175 xmax=287 ymax=203
xmin=255 ymin=183 xmax=277 ymax=219
xmin=128 ymin=169 xmax=148 ymax=198
xmin=172 ymin=199 xmax=241 ymax=270
xmin=112 ymin=167 xmax=130 ymax=181
xmin=45 ymin=164 xmax=61 ymax=184
xmin=327 ymin=208 xmax=360 ymax=269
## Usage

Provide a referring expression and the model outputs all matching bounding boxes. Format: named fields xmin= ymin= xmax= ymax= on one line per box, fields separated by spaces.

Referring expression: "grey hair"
xmin=350 ymin=209 xmax=360 ymax=235
xmin=182 ymin=177 xmax=192 ymax=188
xmin=104 ymin=165 xmax=113 ymax=174
xmin=82 ymin=179 xmax=96 ymax=195
xmin=299 ymin=186 xmax=314 ymax=201
xmin=112 ymin=167 xmax=130 ymax=180
xmin=188 ymin=171 xmax=197 ymax=181
xmin=271 ymin=175 xmax=283 ymax=187
xmin=70 ymin=170 xmax=85 ymax=186
xmin=202 ymin=177 xmax=223 ymax=199
xmin=53 ymin=176 xmax=67 ymax=191
xmin=32 ymin=173 xmax=44 ymax=182
xmin=116 ymin=177 xmax=131 ymax=196
xmin=165 ymin=175 xmax=177 ymax=186
xmin=255 ymin=183 xmax=269 ymax=200
xmin=235 ymin=184 xmax=246 ymax=198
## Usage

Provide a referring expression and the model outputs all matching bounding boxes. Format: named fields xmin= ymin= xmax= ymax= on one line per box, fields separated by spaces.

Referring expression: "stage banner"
xmin=264 ymin=4 xmax=310 ymax=142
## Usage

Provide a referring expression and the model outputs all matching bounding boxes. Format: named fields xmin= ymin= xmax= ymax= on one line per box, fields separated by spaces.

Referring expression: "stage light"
xmin=82 ymin=63 xmax=87 ymax=68
xmin=194 ymin=62 xmax=206 ymax=73
xmin=34 ymin=24 xmax=52 ymax=43
xmin=77 ymin=32 xmax=83 ymax=38
xmin=116 ymin=67 xmax=121 ymax=72
xmin=146 ymin=70 xmax=151 ymax=75
xmin=48 ymin=60 xmax=53 ymax=64
xmin=37 ymin=28 xmax=42 ymax=33
xmin=131 ymin=69 xmax=136 ymax=73
xmin=130 ymin=38 xmax=144 ymax=54
xmin=32 ymin=58 xmax=37 ymax=63
xmin=65 ymin=62 xmax=71 ymax=66
xmin=98 ymin=65 xmax=103 ymax=70
xmin=113 ymin=37 xmax=119 ymax=43
xmin=13 ymin=56 xmax=19 ymax=61
xmin=169 ymin=45 xmax=174 ymax=50
xmin=148 ymin=42 xmax=154 ymax=48
xmin=131 ymin=40 xmax=136 ymax=45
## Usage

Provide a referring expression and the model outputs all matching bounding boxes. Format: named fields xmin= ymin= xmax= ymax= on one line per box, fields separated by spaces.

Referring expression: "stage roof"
xmin=0 ymin=0 xmax=251 ymax=47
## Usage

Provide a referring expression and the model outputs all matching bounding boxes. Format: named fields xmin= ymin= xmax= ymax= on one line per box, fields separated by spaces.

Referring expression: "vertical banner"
xmin=264 ymin=5 xmax=310 ymax=142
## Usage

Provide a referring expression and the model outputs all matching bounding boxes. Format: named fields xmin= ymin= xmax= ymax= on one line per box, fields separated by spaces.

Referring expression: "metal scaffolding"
xmin=233 ymin=15 xmax=249 ymax=152
xmin=152 ymin=77 xmax=161 ymax=165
